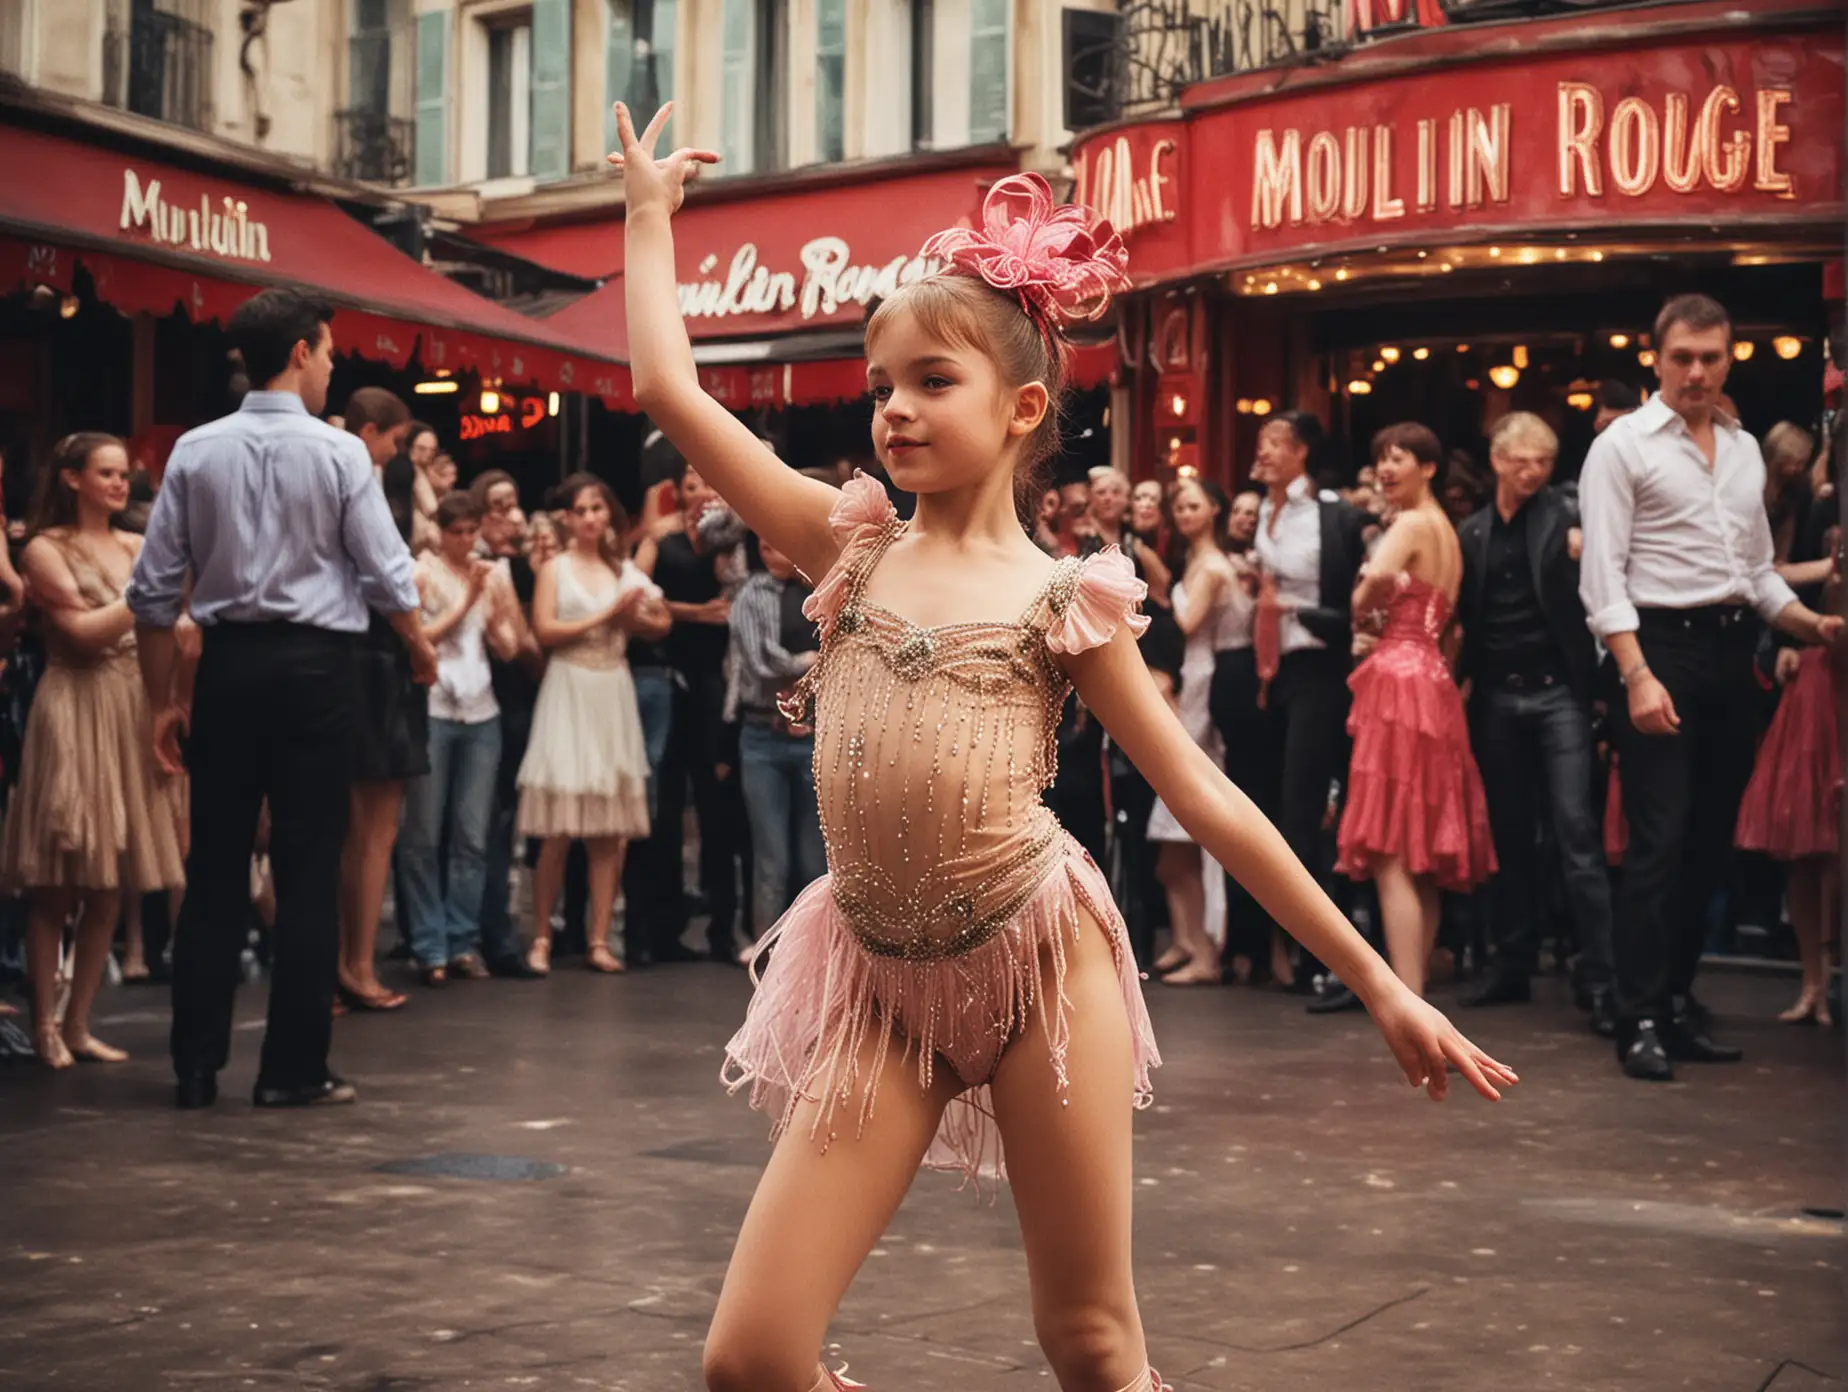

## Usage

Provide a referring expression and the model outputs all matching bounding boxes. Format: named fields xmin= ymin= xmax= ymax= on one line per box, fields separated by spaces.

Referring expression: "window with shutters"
xmin=339 ymin=0 xmax=414 ymax=185
xmin=606 ymin=0 xmax=675 ymax=152
xmin=0 ymin=0 xmax=34 ymax=83
xmin=967 ymin=0 xmax=1007 ymax=143
xmin=413 ymin=9 xmax=450 ymax=185
xmin=719 ymin=0 xmax=785 ymax=175
xmin=484 ymin=16 xmax=532 ymax=179
xmin=815 ymin=0 xmax=845 ymax=163
xmin=909 ymin=0 xmax=933 ymax=151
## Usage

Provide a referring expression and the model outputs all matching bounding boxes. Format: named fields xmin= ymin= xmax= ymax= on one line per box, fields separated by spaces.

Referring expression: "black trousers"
xmin=1610 ymin=607 xmax=1762 ymax=1025
xmin=656 ymin=668 xmax=745 ymax=956
xmin=1251 ymin=648 xmax=1350 ymax=883
xmin=1208 ymin=647 xmax=1277 ymax=965
xmin=171 ymin=623 xmax=355 ymax=1088
xmin=1472 ymin=680 xmax=1615 ymax=987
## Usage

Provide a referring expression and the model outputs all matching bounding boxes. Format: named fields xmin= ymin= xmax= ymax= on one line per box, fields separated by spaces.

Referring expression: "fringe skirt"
xmin=721 ymin=834 xmax=1160 ymax=1191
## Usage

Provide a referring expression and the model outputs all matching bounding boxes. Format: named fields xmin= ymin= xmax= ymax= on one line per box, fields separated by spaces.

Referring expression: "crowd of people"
xmin=0 ymin=285 xmax=1837 ymax=1097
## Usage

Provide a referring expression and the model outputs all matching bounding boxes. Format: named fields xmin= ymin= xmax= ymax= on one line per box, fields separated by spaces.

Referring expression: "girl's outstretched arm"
xmin=614 ymin=103 xmax=842 ymax=582
xmin=1068 ymin=626 xmax=1519 ymax=1104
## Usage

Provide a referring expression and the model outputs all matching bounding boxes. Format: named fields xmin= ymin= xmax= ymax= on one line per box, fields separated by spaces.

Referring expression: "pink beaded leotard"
xmin=721 ymin=475 xmax=1162 ymax=1184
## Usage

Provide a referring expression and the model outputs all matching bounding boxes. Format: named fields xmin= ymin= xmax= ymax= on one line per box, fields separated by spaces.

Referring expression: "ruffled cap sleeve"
xmin=802 ymin=471 xmax=898 ymax=630
xmin=1045 ymin=548 xmax=1151 ymax=655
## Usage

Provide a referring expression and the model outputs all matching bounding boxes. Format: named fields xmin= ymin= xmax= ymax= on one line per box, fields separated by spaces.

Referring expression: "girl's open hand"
xmin=607 ymin=102 xmax=719 ymax=217
xmin=1371 ymin=985 xmax=1519 ymax=1102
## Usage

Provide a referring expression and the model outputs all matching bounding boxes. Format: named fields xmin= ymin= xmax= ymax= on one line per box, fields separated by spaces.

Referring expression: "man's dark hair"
xmin=343 ymin=386 xmax=411 ymax=436
xmin=227 ymin=289 xmax=335 ymax=387
xmin=1654 ymin=293 xmax=1730 ymax=347
xmin=1271 ymin=409 xmax=1324 ymax=457
xmin=1596 ymin=379 xmax=1640 ymax=413
xmin=638 ymin=427 xmax=686 ymax=490
xmin=434 ymin=491 xmax=482 ymax=531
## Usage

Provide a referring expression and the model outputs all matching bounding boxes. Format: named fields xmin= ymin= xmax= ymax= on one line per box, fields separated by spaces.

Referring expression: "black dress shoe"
xmin=1306 ymin=982 xmax=1365 ymax=1015
xmin=486 ymin=955 xmax=544 ymax=980
xmin=1618 ymin=1021 xmax=1674 ymax=1081
xmin=254 ymin=1074 xmax=358 ymax=1108
xmin=1663 ymin=1014 xmax=1743 ymax=1063
xmin=175 ymin=1072 xmax=218 ymax=1109
xmin=1463 ymin=972 xmax=1532 ymax=1008
xmin=651 ymin=941 xmax=705 ymax=964
xmin=1673 ymin=991 xmax=1716 ymax=1035
xmin=1587 ymin=986 xmax=1618 ymax=1039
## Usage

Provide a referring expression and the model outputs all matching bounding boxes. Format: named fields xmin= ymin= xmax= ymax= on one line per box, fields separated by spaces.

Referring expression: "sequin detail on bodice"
xmin=1369 ymin=572 xmax=1454 ymax=679
xmin=787 ymin=484 xmax=1145 ymax=964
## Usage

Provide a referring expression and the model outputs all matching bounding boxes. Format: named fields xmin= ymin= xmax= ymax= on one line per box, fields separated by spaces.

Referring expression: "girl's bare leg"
xmin=528 ymin=836 xmax=569 ymax=972
xmin=340 ymin=780 xmax=404 ymax=997
xmin=990 ymin=911 xmax=1149 ymax=1391
xmin=585 ymin=836 xmax=627 ymax=972
xmin=1157 ymin=843 xmax=1219 ymax=984
xmin=62 ymin=891 xmax=126 ymax=1059
xmin=121 ymin=894 xmax=148 ymax=979
xmin=704 ymin=1030 xmax=959 ymax=1392
xmin=1782 ymin=857 xmax=1830 ymax=1024
xmin=25 ymin=889 xmax=76 ymax=1068
xmin=1376 ymin=857 xmax=1430 ymax=996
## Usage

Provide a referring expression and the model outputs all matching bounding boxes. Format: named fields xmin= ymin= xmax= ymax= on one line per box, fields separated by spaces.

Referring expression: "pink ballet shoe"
xmin=1114 ymin=1370 xmax=1174 ymax=1392
xmin=814 ymin=1365 xmax=865 ymax=1391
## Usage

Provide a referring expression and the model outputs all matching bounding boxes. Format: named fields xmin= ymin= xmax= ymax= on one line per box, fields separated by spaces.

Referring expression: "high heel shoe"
xmin=1152 ymin=945 xmax=1191 ymax=974
xmin=62 ymin=1031 xmax=129 ymax=1063
xmin=1779 ymin=989 xmax=1825 ymax=1025
xmin=585 ymin=942 xmax=625 ymax=974
xmin=526 ymin=939 xmax=551 ymax=977
xmin=34 ymin=1025 xmax=73 ymax=1069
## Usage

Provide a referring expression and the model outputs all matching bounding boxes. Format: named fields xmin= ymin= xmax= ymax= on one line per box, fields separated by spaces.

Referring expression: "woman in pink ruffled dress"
xmin=612 ymin=102 xmax=1516 ymax=1392
xmin=1337 ymin=424 xmax=1498 ymax=997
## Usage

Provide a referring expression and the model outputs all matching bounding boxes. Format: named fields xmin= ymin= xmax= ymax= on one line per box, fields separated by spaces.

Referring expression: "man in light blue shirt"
xmin=127 ymin=287 xmax=436 ymax=1111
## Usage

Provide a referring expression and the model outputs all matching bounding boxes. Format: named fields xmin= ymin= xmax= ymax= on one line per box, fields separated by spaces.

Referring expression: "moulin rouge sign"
xmin=677 ymin=238 xmax=949 ymax=324
xmin=118 ymin=169 xmax=273 ymax=263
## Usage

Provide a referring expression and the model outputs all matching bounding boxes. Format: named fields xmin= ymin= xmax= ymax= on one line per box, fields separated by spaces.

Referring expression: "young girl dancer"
xmin=612 ymin=102 xmax=1516 ymax=1392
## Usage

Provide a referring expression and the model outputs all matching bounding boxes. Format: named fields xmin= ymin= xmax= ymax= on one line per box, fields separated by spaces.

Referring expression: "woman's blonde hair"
xmin=865 ymin=276 xmax=1068 ymax=516
xmin=1762 ymin=421 xmax=1814 ymax=480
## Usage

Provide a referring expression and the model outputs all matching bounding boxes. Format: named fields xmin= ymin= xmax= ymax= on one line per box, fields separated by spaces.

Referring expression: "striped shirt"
xmin=724 ymin=571 xmax=816 ymax=722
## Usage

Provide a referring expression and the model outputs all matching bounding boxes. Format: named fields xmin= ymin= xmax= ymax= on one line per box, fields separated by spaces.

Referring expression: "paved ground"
xmin=1 ymin=963 xmax=1841 ymax=1391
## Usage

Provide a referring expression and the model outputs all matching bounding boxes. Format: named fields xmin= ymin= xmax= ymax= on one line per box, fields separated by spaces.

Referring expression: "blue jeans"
xmin=1472 ymin=682 xmax=1613 ymax=986
xmin=738 ymin=720 xmax=824 ymax=937
xmin=631 ymin=667 xmax=676 ymax=821
xmin=400 ymin=716 xmax=502 ymax=968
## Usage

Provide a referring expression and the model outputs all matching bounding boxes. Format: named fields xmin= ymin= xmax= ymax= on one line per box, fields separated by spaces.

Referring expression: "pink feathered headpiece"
xmin=921 ymin=173 xmax=1130 ymax=335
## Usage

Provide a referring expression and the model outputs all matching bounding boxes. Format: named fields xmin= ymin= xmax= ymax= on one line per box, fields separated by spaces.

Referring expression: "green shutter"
xmin=605 ymin=0 xmax=633 ymax=151
xmin=719 ymin=0 xmax=753 ymax=172
xmin=530 ymin=0 xmax=573 ymax=181
xmin=816 ymin=0 xmax=845 ymax=162
xmin=653 ymin=0 xmax=676 ymax=127
xmin=413 ymin=11 xmax=450 ymax=185
xmin=968 ymin=0 xmax=1007 ymax=144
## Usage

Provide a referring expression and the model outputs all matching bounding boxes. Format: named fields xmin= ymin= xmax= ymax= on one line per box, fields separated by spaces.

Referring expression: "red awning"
xmin=0 ymin=122 xmax=633 ymax=409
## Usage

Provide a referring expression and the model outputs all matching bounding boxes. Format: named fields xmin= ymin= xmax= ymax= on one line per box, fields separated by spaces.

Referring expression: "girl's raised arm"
xmin=1066 ymin=625 xmax=1518 ymax=1104
xmin=614 ymin=103 xmax=841 ymax=583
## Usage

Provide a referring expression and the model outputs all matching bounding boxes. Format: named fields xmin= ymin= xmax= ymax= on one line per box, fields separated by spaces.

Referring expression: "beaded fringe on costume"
xmin=721 ymin=834 xmax=1159 ymax=1192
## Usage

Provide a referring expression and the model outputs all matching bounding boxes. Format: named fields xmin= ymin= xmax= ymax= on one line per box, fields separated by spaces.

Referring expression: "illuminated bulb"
xmin=1489 ymin=246 xmax=1501 ymax=258
xmin=1335 ymin=269 xmax=1348 ymax=281
xmin=1489 ymin=365 xmax=1520 ymax=389
xmin=1264 ymin=282 xmax=1279 ymax=295
xmin=1519 ymin=248 xmax=1537 ymax=264
xmin=1440 ymin=263 xmax=1453 ymax=273
xmin=1177 ymin=464 xmax=1199 ymax=479
xmin=1637 ymin=349 xmax=1656 ymax=367
xmin=1416 ymin=250 xmax=1428 ymax=259
xmin=1591 ymin=250 xmax=1605 ymax=262
xmin=1380 ymin=346 xmax=1401 ymax=364
xmin=1235 ymin=398 xmax=1253 ymax=414
xmin=1555 ymin=248 xmax=1567 ymax=260
xmin=414 ymin=379 xmax=460 ymax=395
xmin=1512 ymin=345 xmax=1529 ymax=370
xmin=1372 ymin=359 xmax=1386 ymax=373
xmin=1169 ymin=436 xmax=1182 ymax=452
xmin=1412 ymin=347 xmax=1430 ymax=361
xmin=548 ymin=391 xmax=561 ymax=416
xmin=1251 ymin=399 xmax=1272 ymax=416
xmin=1732 ymin=341 xmax=1754 ymax=361
xmin=1347 ymin=379 xmax=1372 ymax=395
xmin=1567 ymin=392 xmax=1594 ymax=410
xmin=1170 ymin=393 xmax=1188 ymax=417
xmin=59 ymin=295 xmax=79 ymax=320
xmin=1456 ymin=344 xmax=1469 ymax=353
xmin=1773 ymin=335 xmax=1803 ymax=360
xmin=1608 ymin=334 xmax=1630 ymax=349
xmin=480 ymin=389 xmax=500 ymax=414
xmin=1307 ymin=278 xmax=1321 ymax=291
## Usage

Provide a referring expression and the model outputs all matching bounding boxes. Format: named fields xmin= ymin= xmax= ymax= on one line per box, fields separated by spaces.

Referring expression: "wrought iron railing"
xmin=102 ymin=1 xmax=215 ymax=133
xmin=334 ymin=109 xmax=416 ymax=186
xmin=1069 ymin=0 xmax=1655 ymax=124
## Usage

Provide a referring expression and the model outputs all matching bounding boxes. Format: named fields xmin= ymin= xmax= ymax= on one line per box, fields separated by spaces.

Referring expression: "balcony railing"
xmin=334 ymin=109 xmax=416 ymax=186
xmin=1068 ymin=0 xmax=1656 ymax=124
xmin=102 ymin=3 xmax=215 ymax=133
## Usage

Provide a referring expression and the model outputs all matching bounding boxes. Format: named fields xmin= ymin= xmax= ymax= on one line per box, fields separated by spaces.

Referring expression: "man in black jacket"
xmin=1250 ymin=412 xmax=1370 ymax=1006
xmin=1458 ymin=412 xmax=1615 ymax=1035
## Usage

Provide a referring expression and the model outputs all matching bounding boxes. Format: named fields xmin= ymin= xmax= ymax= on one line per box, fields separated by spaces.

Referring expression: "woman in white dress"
xmin=1147 ymin=476 xmax=1253 ymax=985
xmin=517 ymin=473 xmax=669 ymax=974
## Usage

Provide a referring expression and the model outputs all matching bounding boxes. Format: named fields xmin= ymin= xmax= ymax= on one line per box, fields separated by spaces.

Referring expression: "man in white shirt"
xmin=1249 ymin=412 xmax=1371 ymax=1007
xmin=1579 ymin=293 xmax=1843 ymax=1082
